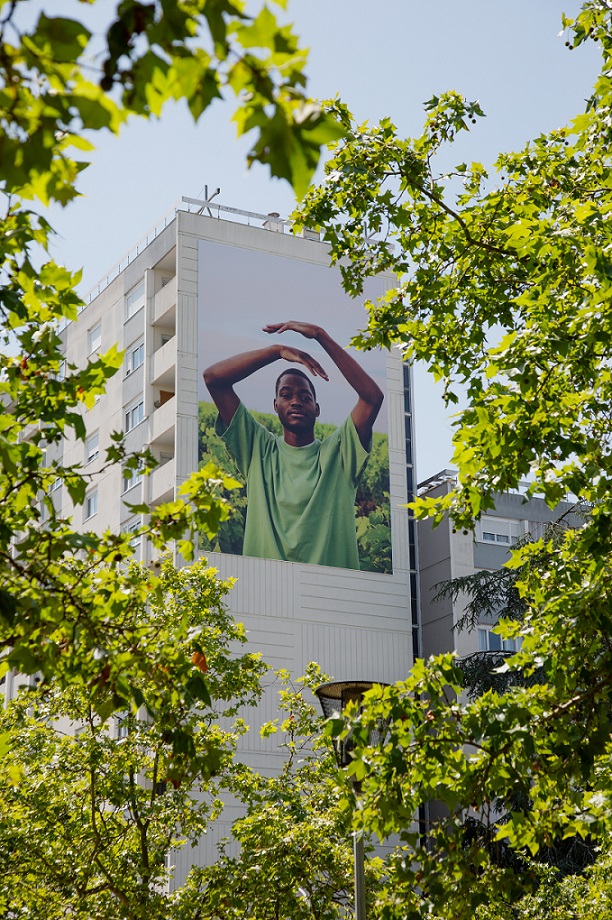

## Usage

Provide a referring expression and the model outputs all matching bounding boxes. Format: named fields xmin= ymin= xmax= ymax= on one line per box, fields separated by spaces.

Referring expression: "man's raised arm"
xmin=263 ymin=322 xmax=384 ymax=448
xmin=203 ymin=341 xmax=328 ymax=427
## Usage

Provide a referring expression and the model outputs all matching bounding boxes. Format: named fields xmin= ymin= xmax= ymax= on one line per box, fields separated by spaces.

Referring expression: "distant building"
xmin=417 ymin=469 xmax=584 ymax=661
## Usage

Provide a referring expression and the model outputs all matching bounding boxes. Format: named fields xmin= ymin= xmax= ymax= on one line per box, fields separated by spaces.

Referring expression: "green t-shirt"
xmin=216 ymin=402 xmax=370 ymax=569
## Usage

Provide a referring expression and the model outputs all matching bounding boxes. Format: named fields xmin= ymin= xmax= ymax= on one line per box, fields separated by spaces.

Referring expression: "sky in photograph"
xmin=40 ymin=0 xmax=601 ymax=481
xmin=197 ymin=239 xmax=389 ymax=431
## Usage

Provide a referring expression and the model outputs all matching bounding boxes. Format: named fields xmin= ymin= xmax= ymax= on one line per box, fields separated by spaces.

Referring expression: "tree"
xmin=475 ymin=842 xmax=612 ymax=920
xmin=0 ymin=0 xmax=341 ymax=733
xmin=294 ymin=1 xmax=612 ymax=916
xmin=0 ymin=656 xmax=387 ymax=919
xmin=443 ymin=550 xmax=596 ymax=881
xmin=179 ymin=665 xmax=384 ymax=920
xmin=0 ymin=559 xmax=266 ymax=920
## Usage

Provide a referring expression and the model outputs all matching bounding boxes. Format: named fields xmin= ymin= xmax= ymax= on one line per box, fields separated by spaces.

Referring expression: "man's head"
xmin=275 ymin=367 xmax=317 ymax=401
xmin=274 ymin=369 xmax=320 ymax=441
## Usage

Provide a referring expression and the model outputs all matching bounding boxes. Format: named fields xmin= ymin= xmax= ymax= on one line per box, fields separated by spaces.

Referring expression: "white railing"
xmin=83 ymin=196 xmax=300 ymax=305
xmin=84 ymin=202 xmax=182 ymax=303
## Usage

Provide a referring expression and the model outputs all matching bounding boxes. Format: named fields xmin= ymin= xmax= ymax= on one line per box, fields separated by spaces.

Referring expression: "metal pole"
xmin=354 ymin=831 xmax=366 ymax=920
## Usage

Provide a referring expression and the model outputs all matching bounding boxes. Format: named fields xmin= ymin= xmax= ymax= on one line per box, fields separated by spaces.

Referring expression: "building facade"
xmin=46 ymin=199 xmax=419 ymax=878
xmin=418 ymin=469 xmax=583 ymax=661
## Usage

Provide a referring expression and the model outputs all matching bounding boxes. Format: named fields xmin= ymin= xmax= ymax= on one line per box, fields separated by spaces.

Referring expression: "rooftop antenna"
xmin=196 ymin=185 xmax=221 ymax=217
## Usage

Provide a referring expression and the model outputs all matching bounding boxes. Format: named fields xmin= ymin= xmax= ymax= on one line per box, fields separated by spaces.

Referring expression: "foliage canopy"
xmin=0 ymin=560 xmax=266 ymax=920
xmin=186 ymin=666 xmax=384 ymax=920
xmin=0 ymin=656 xmax=386 ymax=920
xmin=295 ymin=2 xmax=612 ymax=917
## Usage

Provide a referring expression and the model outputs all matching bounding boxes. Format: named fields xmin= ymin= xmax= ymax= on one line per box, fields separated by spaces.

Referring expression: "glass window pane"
xmin=488 ymin=631 xmax=502 ymax=651
xmin=88 ymin=323 xmax=102 ymax=353
xmin=126 ymin=281 xmax=145 ymax=319
xmin=86 ymin=432 xmax=99 ymax=463
xmin=85 ymin=491 xmax=98 ymax=519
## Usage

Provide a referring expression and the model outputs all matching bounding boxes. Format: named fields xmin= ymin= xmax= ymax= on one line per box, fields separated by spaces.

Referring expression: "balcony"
xmin=150 ymin=395 xmax=175 ymax=447
xmin=149 ymin=456 xmax=175 ymax=505
xmin=153 ymin=277 xmax=176 ymax=327
xmin=150 ymin=336 xmax=175 ymax=389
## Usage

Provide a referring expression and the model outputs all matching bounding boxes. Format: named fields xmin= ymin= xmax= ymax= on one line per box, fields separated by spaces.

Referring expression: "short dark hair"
xmin=275 ymin=367 xmax=317 ymax=401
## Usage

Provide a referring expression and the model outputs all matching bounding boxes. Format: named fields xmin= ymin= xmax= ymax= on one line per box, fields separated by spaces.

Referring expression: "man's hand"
xmin=264 ymin=322 xmax=328 ymax=379
xmin=204 ymin=319 xmax=382 ymax=447
xmin=263 ymin=321 xmax=321 ymax=341
xmin=277 ymin=344 xmax=329 ymax=380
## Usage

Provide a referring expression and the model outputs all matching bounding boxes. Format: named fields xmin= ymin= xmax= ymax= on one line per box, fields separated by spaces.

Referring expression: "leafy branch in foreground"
xmin=475 ymin=843 xmax=612 ymax=920
xmin=2 ymin=0 xmax=342 ymax=201
xmin=296 ymin=1 xmax=612 ymax=526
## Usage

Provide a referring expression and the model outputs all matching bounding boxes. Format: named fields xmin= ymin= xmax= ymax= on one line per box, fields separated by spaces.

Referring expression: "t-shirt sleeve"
xmin=215 ymin=401 xmax=267 ymax=478
xmin=339 ymin=415 xmax=371 ymax=486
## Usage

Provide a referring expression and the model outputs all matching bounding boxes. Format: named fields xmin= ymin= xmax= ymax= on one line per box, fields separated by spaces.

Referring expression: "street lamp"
xmin=315 ymin=680 xmax=389 ymax=920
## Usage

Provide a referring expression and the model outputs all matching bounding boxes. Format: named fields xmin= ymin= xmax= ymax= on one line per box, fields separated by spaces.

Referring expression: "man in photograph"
xmin=203 ymin=320 xmax=384 ymax=568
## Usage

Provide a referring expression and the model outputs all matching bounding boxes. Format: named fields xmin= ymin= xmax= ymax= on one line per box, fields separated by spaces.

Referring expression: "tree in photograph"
xmin=295 ymin=1 xmax=612 ymax=916
xmin=0 ymin=560 xmax=266 ymax=920
xmin=0 ymin=0 xmax=340 ymax=722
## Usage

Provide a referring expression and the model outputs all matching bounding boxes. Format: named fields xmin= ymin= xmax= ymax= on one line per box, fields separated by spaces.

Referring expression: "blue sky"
xmin=44 ymin=0 xmax=601 ymax=479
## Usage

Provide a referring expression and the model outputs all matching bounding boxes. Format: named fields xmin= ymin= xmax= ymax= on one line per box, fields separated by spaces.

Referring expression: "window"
xmin=475 ymin=515 xmax=524 ymax=546
xmin=125 ymin=340 xmax=144 ymax=376
xmin=115 ymin=712 xmax=129 ymax=740
xmin=85 ymin=490 xmax=98 ymax=520
xmin=85 ymin=432 xmax=99 ymax=464
xmin=478 ymin=627 xmax=522 ymax=654
xmin=122 ymin=464 xmax=143 ymax=493
xmin=126 ymin=281 xmax=145 ymax=320
xmin=160 ymin=332 xmax=173 ymax=347
xmin=88 ymin=322 xmax=102 ymax=354
xmin=122 ymin=517 xmax=142 ymax=548
xmin=125 ymin=400 xmax=144 ymax=432
xmin=483 ymin=531 xmax=510 ymax=544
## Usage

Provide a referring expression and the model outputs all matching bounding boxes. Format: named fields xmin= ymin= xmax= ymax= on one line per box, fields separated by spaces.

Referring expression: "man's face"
xmin=274 ymin=373 xmax=320 ymax=434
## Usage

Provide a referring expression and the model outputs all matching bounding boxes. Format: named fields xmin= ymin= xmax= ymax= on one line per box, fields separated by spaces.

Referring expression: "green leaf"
xmin=29 ymin=14 xmax=91 ymax=62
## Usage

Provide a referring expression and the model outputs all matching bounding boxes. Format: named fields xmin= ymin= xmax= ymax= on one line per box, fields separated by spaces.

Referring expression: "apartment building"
xmin=47 ymin=198 xmax=419 ymax=878
xmin=418 ymin=469 xmax=584 ymax=661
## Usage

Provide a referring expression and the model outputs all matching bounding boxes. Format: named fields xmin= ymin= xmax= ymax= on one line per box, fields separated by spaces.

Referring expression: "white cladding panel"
xmin=202 ymin=544 xmax=413 ymax=771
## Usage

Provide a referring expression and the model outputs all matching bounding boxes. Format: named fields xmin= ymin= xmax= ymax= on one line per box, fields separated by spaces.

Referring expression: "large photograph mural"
xmin=197 ymin=238 xmax=392 ymax=573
